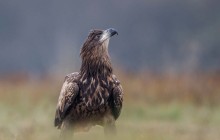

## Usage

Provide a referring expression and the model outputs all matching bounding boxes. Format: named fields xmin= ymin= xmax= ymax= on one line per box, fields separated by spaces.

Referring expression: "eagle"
xmin=54 ymin=28 xmax=123 ymax=138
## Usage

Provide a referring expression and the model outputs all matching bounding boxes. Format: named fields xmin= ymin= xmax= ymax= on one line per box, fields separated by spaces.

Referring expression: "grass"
xmin=0 ymin=73 xmax=220 ymax=140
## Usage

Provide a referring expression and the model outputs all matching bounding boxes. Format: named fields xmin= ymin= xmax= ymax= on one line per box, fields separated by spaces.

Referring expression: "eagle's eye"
xmin=94 ymin=34 xmax=101 ymax=40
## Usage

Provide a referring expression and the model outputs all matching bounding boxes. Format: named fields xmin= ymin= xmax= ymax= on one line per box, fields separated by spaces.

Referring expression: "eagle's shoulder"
xmin=64 ymin=72 xmax=80 ymax=82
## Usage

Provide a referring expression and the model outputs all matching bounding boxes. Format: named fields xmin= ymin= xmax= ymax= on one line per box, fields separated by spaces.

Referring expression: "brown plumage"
xmin=54 ymin=28 xmax=123 ymax=137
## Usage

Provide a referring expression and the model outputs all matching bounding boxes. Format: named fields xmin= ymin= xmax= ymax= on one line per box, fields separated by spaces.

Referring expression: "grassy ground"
xmin=0 ymin=73 xmax=220 ymax=140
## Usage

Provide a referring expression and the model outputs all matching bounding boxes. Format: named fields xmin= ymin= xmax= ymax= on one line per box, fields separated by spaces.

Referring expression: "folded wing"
xmin=54 ymin=73 xmax=79 ymax=128
xmin=111 ymin=78 xmax=123 ymax=120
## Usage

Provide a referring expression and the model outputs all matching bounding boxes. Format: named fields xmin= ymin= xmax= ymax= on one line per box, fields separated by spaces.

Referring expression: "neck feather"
xmin=80 ymin=51 xmax=113 ymax=77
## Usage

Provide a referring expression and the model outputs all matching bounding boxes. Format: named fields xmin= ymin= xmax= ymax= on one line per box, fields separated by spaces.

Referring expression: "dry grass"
xmin=0 ymin=72 xmax=220 ymax=140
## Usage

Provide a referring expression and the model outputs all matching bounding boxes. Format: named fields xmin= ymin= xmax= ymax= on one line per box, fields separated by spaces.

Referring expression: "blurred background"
xmin=0 ymin=0 xmax=220 ymax=140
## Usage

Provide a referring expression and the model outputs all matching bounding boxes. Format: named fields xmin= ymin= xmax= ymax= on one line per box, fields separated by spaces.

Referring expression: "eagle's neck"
xmin=80 ymin=43 xmax=113 ymax=77
xmin=80 ymin=55 xmax=113 ymax=77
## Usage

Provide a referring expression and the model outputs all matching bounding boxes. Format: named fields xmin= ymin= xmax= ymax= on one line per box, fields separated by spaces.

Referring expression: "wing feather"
xmin=111 ymin=76 xmax=123 ymax=120
xmin=54 ymin=73 xmax=79 ymax=128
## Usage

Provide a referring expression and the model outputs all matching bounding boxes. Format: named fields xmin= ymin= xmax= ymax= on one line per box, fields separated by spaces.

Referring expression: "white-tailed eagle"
xmin=54 ymin=28 xmax=123 ymax=138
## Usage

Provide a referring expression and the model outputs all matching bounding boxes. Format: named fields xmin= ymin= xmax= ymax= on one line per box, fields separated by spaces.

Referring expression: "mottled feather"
xmin=111 ymin=77 xmax=123 ymax=120
xmin=54 ymin=72 xmax=79 ymax=128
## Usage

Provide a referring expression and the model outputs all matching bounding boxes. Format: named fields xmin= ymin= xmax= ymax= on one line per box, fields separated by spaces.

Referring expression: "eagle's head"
xmin=80 ymin=28 xmax=118 ymax=76
xmin=80 ymin=28 xmax=118 ymax=57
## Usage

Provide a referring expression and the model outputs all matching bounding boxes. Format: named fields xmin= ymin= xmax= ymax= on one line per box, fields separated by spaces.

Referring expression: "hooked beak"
xmin=99 ymin=28 xmax=118 ymax=42
xmin=107 ymin=28 xmax=118 ymax=37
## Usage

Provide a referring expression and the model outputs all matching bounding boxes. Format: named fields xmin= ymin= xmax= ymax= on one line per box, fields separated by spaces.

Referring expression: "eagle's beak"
xmin=107 ymin=28 xmax=118 ymax=37
xmin=100 ymin=28 xmax=118 ymax=42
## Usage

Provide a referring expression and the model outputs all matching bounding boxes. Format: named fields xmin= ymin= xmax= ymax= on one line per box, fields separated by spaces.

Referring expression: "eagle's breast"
xmin=71 ymin=75 xmax=115 ymax=120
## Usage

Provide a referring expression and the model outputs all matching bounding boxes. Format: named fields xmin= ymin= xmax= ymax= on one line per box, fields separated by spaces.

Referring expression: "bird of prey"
xmin=54 ymin=28 xmax=123 ymax=138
